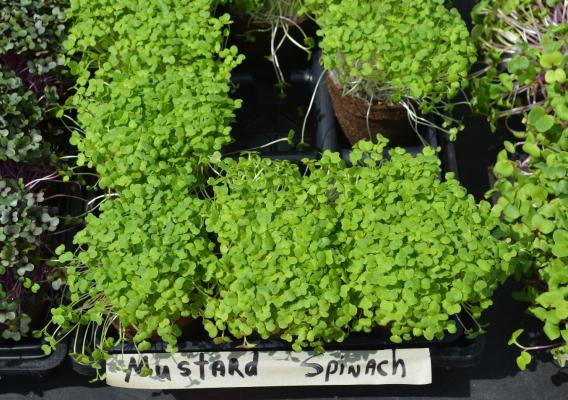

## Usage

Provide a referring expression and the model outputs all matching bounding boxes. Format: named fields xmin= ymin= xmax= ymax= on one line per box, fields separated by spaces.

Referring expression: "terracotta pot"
xmin=325 ymin=72 xmax=417 ymax=146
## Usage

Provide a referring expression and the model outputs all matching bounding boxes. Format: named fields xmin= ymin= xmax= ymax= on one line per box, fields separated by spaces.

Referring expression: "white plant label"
xmin=106 ymin=348 xmax=431 ymax=389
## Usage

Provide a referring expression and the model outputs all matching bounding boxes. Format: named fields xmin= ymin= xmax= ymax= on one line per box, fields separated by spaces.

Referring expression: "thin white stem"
xmin=365 ymin=95 xmax=374 ymax=140
xmin=24 ymin=171 xmax=59 ymax=191
xmin=498 ymin=101 xmax=545 ymax=117
xmin=63 ymin=114 xmax=82 ymax=127
xmin=301 ymin=69 xmax=326 ymax=144
xmin=223 ymin=138 xmax=290 ymax=157
xmin=210 ymin=165 xmax=222 ymax=177
xmin=253 ymin=168 xmax=265 ymax=181
xmin=399 ymin=100 xmax=439 ymax=146
xmin=280 ymin=24 xmax=310 ymax=52
xmin=273 ymin=23 xmax=288 ymax=53
xmin=48 ymin=226 xmax=77 ymax=237
xmin=86 ymin=193 xmax=118 ymax=208
xmin=43 ymin=194 xmax=89 ymax=203
xmin=279 ymin=15 xmax=309 ymax=40
xmin=270 ymin=24 xmax=286 ymax=88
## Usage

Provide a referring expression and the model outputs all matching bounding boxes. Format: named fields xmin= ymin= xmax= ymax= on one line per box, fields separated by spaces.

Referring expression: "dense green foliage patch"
xmin=0 ymin=0 xmax=68 ymax=162
xmin=492 ymin=111 xmax=567 ymax=368
xmin=70 ymin=59 xmax=241 ymax=189
xmin=43 ymin=0 xmax=243 ymax=376
xmin=0 ymin=0 xmax=67 ymax=75
xmin=49 ymin=175 xmax=215 ymax=356
xmin=65 ymin=0 xmax=243 ymax=189
xmin=0 ymin=67 xmax=45 ymax=161
xmin=1 ymin=0 xmax=69 ymax=342
xmin=475 ymin=0 xmax=568 ymax=369
xmin=471 ymin=0 xmax=568 ymax=130
xmin=205 ymin=139 xmax=514 ymax=351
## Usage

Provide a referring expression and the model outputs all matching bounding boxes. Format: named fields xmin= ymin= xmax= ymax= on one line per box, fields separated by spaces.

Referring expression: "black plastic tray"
xmin=69 ymin=100 xmax=481 ymax=379
xmin=69 ymin=52 xmax=481 ymax=379
xmin=0 ymin=340 xmax=68 ymax=377
xmin=69 ymin=311 xmax=484 ymax=378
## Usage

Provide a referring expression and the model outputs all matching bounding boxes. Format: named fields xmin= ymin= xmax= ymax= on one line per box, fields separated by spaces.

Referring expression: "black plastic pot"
xmin=227 ymin=51 xmax=445 ymax=164
xmin=226 ymin=51 xmax=335 ymax=161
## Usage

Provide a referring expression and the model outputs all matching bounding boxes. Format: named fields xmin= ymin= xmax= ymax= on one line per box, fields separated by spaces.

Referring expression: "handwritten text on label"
xmin=106 ymin=348 xmax=432 ymax=389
